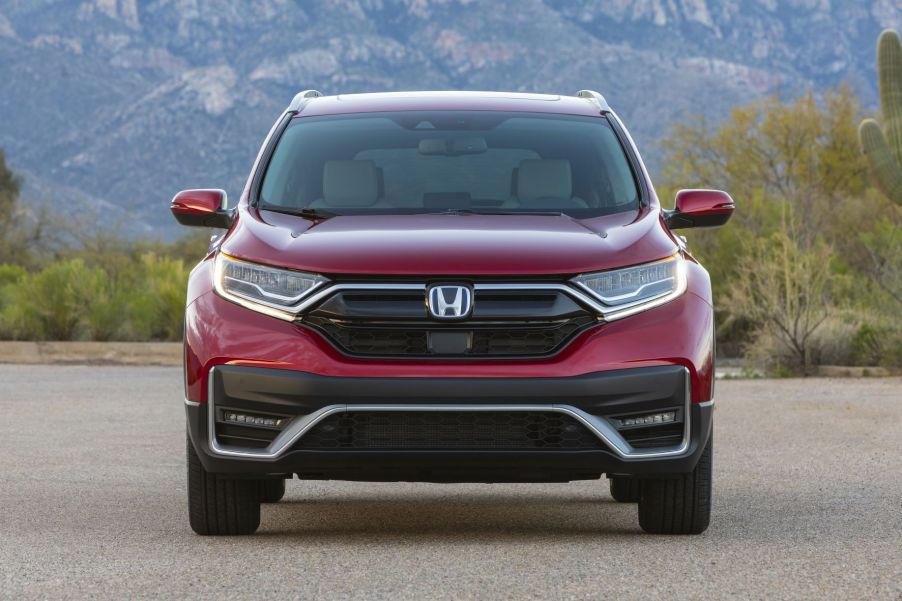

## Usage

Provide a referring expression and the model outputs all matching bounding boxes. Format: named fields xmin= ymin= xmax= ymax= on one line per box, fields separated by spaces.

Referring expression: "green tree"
xmin=659 ymin=87 xmax=901 ymax=371
xmin=727 ymin=227 xmax=831 ymax=375
xmin=0 ymin=149 xmax=20 ymax=224
xmin=0 ymin=149 xmax=24 ymax=262
xmin=660 ymin=89 xmax=869 ymax=300
xmin=0 ymin=148 xmax=50 ymax=267
xmin=662 ymin=88 xmax=868 ymax=200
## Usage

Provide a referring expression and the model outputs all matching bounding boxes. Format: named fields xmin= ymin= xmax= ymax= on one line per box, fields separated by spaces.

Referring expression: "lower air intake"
xmin=297 ymin=411 xmax=604 ymax=450
xmin=619 ymin=423 xmax=684 ymax=449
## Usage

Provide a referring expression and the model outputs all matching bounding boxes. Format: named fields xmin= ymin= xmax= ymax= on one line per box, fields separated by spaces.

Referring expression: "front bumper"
xmin=186 ymin=364 xmax=713 ymax=482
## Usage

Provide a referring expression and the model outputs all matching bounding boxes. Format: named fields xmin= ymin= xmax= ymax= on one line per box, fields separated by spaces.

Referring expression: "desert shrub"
xmin=858 ymin=215 xmax=902 ymax=306
xmin=847 ymin=320 xmax=902 ymax=368
xmin=740 ymin=329 xmax=794 ymax=377
xmin=727 ymin=228 xmax=832 ymax=375
xmin=850 ymin=323 xmax=881 ymax=366
xmin=80 ymin=269 xmax=130 ymax=341
xmin=1 ymin=259 xmax=98 ymax=340
xmin=762 ymin=311 xmax=902 ymax=370
xmin=806 ymin=313 xmax=866 ymax=367
xmin=0 ymin=264 xmax=25 ymax=288
xmin=0 ymin=253 xmax=190 ymax=342
xmin=0 ymin=264 xmax=27 ymax=337
xmin=126 ymin=254 xmax=189 ymax=341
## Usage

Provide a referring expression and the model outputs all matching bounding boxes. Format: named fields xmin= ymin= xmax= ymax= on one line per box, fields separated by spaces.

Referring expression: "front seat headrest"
xmin=517 ymin=159 xmax=572 ymax=203
xmin=322 ymin=160 xmax=379 ymax=207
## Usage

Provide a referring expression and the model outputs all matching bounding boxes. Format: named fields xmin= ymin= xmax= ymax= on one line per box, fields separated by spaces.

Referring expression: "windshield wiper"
xmin=260 ymin=205 xmax=338 ymax=220
xmin=431 ymin=208 xmax=568 ymax=217
xmin=261 ymin=206 xmax=569 ymax=219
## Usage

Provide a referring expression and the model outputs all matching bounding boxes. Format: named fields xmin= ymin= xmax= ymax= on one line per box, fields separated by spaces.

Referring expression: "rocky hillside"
xmin=0 ymin=0 xmax=898 ymax=237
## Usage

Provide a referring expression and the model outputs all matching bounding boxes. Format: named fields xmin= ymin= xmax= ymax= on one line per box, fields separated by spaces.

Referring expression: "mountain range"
xmin=0 ymin=0 xmax=898 ymax=237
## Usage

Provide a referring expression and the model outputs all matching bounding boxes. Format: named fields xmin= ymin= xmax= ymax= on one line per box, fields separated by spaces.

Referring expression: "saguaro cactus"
xmin=859 ymin=29 xmax=902 ymax=204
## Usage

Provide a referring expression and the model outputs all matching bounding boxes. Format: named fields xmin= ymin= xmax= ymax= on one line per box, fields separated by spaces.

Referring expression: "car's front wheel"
xmin=608 ymin=476 xmax=641 ymax=502
xmin=261 ymin=479 xmax=286 ymax=503
xmin=637 ymin=433 xmax=712 ymax=535
xmin=187 ymin=434 xmax=261 ymax=535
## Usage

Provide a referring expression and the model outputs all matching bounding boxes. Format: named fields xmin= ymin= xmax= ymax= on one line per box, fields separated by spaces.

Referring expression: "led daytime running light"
xmin=213 ymin=253 xmax=327 ymax=320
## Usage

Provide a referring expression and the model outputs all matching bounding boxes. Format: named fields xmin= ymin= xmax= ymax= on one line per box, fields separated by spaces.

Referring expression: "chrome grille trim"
xmin=286 ymin=280 xmax=682 ymax=322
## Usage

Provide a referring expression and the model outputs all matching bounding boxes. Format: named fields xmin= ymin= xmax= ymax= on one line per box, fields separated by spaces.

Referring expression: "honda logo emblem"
xmin=426 ymin=285 xmax=473 ymax=320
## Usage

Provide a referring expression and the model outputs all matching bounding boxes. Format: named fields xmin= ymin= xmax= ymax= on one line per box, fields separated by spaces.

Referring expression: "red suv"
xmin=172 ymin=90 xmax=733 ymax=536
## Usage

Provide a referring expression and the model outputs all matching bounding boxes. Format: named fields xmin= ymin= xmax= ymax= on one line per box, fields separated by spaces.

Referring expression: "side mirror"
xmin=170 ymin=189 xmax=233 ymax=228
xmin=664 ymin=189 xmax=735 ymax=230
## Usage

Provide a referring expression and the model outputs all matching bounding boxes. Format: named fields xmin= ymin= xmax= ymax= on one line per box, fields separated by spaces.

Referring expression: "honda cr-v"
xmin=171 ymin=90 xmax=734 ymax=536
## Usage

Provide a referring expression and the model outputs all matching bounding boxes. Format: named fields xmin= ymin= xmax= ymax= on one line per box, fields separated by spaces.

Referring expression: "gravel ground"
xmin=1 ymin=366 xmax=900 ymax=600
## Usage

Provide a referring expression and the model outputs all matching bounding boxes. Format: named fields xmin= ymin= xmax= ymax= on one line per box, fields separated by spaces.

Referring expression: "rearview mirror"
xmin=170 ymin=189 xmax=233 ymax=228
xmin=418 ymin=137 xmax=487 ymax=156
xmin=664 ymin=189 xmax=735 ymax=229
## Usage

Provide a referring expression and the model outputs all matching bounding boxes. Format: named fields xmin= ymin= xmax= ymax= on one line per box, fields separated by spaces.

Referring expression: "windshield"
xmin=259 ymin=111 xmax=640 ymax=217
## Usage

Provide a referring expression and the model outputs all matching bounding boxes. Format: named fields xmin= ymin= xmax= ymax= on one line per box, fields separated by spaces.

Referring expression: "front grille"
xmin=309 ymin=320 xmax=428 ymax=355
xmin=302 ymin=287 xmax=597 ymax=357
xmin=296 ymin=411 xmax=604 ymax=450
xmin=304 ymin=316 xmax=595 ymax=356
xmin=470 ymin=322 xmax=589 ymax=354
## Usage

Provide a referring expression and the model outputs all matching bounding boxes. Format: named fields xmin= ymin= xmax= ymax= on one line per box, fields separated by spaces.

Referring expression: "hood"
xmin=221 ymin=207 xmax=678 ymax=276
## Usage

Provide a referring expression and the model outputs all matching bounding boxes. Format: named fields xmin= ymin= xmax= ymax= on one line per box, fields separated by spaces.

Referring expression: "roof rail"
xmin=287 ymin=89 xmax=324 ymax=112
xmin=576 ymin=90 xmax=611 ymax=113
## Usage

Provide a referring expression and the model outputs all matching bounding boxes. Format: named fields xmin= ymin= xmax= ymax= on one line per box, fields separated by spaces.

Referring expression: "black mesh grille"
xmin=310 ymin=321 xmax=429 ymax=355
xmin=304 ymin=317 xmax=595 ymax=357
xmin=297 ymin=411 xmax=604 ymax=450
xmin=470 ymin=322 xmax=587 ymax=354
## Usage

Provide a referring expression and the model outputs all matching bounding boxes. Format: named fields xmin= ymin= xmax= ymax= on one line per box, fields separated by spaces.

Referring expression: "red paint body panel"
xmin=674 ymin=189 xmax=735 ymax=216
xmin=170 ymin=189 xmax=225 ymax=216
xmin=222 ymin=205 xmax=677 ymax=276
xmin=184 ymin=258 xmax=715 ymax=405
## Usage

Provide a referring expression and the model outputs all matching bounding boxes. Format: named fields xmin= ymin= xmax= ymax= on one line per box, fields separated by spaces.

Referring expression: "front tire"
xmin=187 ymin=434 xmax=261 ymax=535
xmin=609 ymin=476 xmax=641 ymax=502
xmin=638 ymin=433 xmax=713 ymax=535
xmin=261 ymin=479 xmax=286 ymax=503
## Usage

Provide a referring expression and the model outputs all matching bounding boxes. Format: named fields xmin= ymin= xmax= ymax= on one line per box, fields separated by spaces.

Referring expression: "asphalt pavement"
xmin=1 ymin=365 xmax=900 ymax=600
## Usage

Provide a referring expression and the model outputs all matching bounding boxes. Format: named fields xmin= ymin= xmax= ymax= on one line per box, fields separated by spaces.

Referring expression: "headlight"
xmin=213 ymin=252 xmax=327 ymax=320
xmin=572 ymin=253 xmax=687 ymax=320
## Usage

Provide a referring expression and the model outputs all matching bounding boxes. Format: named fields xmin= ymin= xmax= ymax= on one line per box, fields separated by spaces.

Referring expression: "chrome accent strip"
xmin=698 ymin=399 xmax=714 ymax=408
xmin=287 ymin=89 xmax=323 ymax=112
xmin=570 ymin=254 xmax=689 ymax=321
xmin=576 ymin=89 xmax=611 ymax=113
xmin=185 ymin=399 xmax=201 ymax=407
xmin=584 ymin=276 xmax=676 ymax=304
xmin=215 ymin=259 xmax=686 ymax=323
xmin=474 ymin=277 xmax=688 ymax=322
xmin=213 ymin=258 xmax=426 ymax=321
xmin=206 ymin=367 xmax=692 ymax=461
xmin=570 ymin=256 xmax=681 ymax=305
xmin=213 ymin=253 xmax=333 ymax=321
xmin=294 ymin=283 xmax=426 ymax=314
xmin=472 ymin=282 xmax=609 ymax=314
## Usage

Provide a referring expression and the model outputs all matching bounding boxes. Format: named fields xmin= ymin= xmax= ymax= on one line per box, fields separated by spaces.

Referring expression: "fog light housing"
xmin=222 ymin=411 xmax=285 ymax=429
xmin=616 ymin=411 xmax=676 ymax=428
